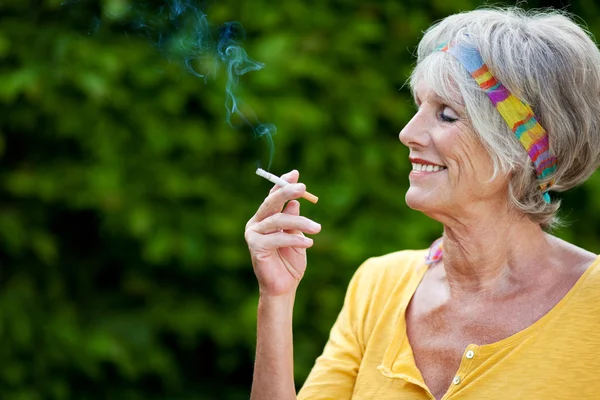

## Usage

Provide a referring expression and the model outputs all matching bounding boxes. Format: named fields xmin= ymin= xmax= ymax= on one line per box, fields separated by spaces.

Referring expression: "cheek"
xmin=436 ymin=129 xmax=471 ymax=166
xmin=464 ymin=140 xmax=495 ymax=178
xmin=438 ymin=128 xmax=493 ymax=184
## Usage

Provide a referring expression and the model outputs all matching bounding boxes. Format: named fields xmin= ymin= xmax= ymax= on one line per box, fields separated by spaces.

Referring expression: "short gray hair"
xmin=411 ymin=8 xmax=600 ymax=229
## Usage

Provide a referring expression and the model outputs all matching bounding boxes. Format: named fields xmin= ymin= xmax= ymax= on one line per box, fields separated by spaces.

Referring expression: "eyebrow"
xmin=413 ymin=91 xmax=447 ymax=106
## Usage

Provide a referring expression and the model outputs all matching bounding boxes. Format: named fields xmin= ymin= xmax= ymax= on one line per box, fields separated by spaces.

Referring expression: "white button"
xmin=466 ymin=350 xmax=475 ymax=359
xmin=453 ymin=376 xmax=461 ymax=385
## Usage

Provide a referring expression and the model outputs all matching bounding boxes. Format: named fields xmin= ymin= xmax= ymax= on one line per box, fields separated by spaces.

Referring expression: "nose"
xmin=399 ymin=109 xmax=430 ymax=149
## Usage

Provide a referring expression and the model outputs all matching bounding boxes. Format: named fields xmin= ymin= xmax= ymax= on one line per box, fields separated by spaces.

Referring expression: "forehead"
xmin=410 ymin=52 xmax=466 ymax=109
xmin=413 ymin=80 xmax=448 ymax=103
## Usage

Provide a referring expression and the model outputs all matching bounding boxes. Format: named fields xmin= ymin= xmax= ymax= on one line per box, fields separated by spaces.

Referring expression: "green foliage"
xmin=1 ymin=0 xmax=599 ymax=398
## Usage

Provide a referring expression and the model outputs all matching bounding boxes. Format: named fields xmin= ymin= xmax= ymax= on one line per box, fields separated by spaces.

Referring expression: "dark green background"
xmin=1 ymin=0 xmax=599 ymax=398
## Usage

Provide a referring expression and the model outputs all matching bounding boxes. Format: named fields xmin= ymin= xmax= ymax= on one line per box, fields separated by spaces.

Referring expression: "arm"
xmin=245 ymin=170 xmax=321 ymax=399
xmin=251 ymin=293 xmax=296 ymax=400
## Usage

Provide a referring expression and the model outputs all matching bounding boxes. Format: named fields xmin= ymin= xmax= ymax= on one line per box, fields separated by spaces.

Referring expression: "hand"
xmin=245 ymin=170 xmax=321 ymax=297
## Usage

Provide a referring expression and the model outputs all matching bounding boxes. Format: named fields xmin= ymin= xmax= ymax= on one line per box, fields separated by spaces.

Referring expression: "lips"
xmin=409 ymin=157 xmax=447 ymax=173
xmin=412 ymin=163 xmax=447 ymax=172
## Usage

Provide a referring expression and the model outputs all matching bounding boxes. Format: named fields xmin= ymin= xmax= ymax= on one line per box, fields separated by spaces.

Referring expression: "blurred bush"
xmin=0 ymin=0 xmax=599 ymax=398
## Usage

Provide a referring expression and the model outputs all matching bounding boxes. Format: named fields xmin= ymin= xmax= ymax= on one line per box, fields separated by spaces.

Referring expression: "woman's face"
xmin=399 ymin=80 xmax=508 ymax=218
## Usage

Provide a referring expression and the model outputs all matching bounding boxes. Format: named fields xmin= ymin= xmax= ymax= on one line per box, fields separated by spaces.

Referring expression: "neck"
xmin=438 ymin=207 xmax=551 ymax=297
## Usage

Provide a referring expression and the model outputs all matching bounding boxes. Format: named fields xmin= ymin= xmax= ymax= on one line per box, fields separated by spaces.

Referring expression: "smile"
xmin=411 ymin=163 xmax=447 ymax=172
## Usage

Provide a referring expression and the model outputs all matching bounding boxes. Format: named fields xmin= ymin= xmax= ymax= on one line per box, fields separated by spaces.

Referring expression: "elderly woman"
xmin=245 ymin=8 xmax=600 ymax=400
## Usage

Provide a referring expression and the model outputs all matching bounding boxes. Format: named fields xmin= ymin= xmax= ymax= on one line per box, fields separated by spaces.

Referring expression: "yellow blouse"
xmin=297 ymin=250 xmax=600 ymax=399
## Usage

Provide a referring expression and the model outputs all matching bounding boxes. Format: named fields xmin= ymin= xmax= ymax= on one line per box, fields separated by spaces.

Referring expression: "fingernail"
xmin=304 ymin=237 xmax=313 ymax=244
xmin=294 ymin=183 xmax=306 ymax=193
xmin=310 ymin=222 xmax=321 ymax=230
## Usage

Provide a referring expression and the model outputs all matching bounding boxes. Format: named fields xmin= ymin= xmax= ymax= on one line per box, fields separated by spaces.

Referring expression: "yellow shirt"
xmin=297 ymin=250 xmax=600 ymax=399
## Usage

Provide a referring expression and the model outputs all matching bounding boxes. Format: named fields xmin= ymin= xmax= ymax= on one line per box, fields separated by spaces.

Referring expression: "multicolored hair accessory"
xmin=437 ymin=35 xmax=557 ymax=203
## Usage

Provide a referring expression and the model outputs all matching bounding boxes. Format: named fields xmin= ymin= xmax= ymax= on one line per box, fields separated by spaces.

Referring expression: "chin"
xmin=405 ymin=187 xmax=434 ymax=212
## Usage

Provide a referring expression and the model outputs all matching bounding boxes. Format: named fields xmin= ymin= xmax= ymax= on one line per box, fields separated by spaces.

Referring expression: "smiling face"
xmin=400 ymin=80 xmax=510 ymax=219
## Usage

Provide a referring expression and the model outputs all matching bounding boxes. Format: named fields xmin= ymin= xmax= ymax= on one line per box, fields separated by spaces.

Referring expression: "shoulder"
xmin=355 ymin=249 xmax=429 ymax=281
xmin=346 ymin=249 xmax=428 ymax=304
xmin=340 ymin=250 xmax=429 ymax=341
xmin=578 ymin=254 xmax=600 ymax=290
xmin=548 ymin=234 xmax=597 ymax=265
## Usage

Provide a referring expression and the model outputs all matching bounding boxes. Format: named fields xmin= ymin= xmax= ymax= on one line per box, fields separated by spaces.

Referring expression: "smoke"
xmin=67 ymin=0 xmax=276 ymax=168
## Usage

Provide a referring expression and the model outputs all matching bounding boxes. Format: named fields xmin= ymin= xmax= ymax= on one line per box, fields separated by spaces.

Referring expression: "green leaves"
xmin=0 ymin=0 xmax=598 ymax=398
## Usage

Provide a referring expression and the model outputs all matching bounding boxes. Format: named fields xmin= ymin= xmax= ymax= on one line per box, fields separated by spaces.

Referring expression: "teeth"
xmin=411 ymin=163 xmax=446 ymax=172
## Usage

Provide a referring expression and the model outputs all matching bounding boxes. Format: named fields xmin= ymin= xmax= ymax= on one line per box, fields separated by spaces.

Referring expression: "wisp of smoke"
xmin=66 ymin=0 xmax=276 ymax=168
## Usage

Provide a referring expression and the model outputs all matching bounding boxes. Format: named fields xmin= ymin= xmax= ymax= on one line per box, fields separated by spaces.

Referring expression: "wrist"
xmin=259 ymin=291 xmax=296 ymax=308
xmin=258 ymin=290 xmax=296 ymax=304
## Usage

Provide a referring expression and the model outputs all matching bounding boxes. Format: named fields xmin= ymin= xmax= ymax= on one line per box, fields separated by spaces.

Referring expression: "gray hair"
xmin=410 ymin=8 xmax=600 ymax=229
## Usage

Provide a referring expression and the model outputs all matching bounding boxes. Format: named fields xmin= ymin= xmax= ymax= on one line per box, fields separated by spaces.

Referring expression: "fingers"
xmin=282 ymin=200 xmax=301 ymax=235
xmin=251 ymin=182 xmax=307 ymax=224
xmin=252 ymin=232 xmax=314 ymax=251
xmin=281 ymin=200 xmax=318 ymax=236
xmin=252 ymin=212 xmax=321 ymax=235
xmin=269 ymin=170 xmax=299 ymax=194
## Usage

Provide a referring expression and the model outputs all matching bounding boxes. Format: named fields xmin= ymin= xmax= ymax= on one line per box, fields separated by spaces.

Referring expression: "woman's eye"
xmin=439 ymin=107 xmax=458 ymax=123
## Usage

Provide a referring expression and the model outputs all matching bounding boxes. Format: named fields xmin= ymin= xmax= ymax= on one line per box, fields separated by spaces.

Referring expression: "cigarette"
xmin=256 ymin=168 xmax=319 ymax=204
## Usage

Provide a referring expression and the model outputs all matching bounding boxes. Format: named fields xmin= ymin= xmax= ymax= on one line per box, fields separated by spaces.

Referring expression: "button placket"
xmin=448 ymin=345 xmax=478 ymax=392
xmin=462 ymin=345 xmax=478 ymax=365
